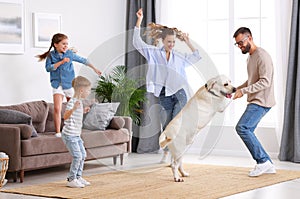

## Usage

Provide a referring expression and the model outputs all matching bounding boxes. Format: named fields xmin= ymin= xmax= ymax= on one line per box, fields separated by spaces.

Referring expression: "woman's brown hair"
xmin=36 ymin=33 xmax=68 ymax=61
xmin=145 ymin=22 xmax=185 ymax=46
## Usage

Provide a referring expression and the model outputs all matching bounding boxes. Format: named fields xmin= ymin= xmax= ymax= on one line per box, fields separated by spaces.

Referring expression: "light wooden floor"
xmin=1 ymin=153 xmax=300 ymax=199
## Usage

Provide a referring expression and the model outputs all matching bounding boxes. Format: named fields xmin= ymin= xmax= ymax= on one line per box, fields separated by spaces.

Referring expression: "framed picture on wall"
xmin=33 ymin=13 xmax=61 ymax=48
xmin=0 ymin=0 xmax=24 ymax=54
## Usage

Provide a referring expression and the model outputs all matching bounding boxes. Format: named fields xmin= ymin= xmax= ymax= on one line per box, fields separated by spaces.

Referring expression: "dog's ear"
xmin=206 ymin=78 xmax=217 ymax=90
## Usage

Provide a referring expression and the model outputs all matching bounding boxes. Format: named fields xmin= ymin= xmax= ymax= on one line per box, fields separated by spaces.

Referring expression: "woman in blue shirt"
xmin=133 ymin=8 xmax=201 ymax=162
xmin=37 ymin=33 xmax=101 ymax=137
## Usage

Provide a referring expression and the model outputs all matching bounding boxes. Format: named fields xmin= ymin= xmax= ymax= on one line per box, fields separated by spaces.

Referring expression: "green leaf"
xmin=93 ymin=65 xmax=147 ymax=125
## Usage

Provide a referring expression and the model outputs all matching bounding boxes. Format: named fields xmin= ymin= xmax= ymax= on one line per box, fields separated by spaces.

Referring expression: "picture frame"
xmin=33 ymin=13 xmax=61 ymax=48
xmin=0 ymin=0 xmax=24 ymax=54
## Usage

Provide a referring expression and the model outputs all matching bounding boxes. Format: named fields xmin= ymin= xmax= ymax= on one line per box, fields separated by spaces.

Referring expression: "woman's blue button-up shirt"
xmin=133 ymin=27 xmax=201 ymax=97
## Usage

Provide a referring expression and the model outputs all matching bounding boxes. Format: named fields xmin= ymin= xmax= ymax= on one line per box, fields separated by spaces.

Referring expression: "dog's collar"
xmin=205 ymin=84 xmax=220 ymax=97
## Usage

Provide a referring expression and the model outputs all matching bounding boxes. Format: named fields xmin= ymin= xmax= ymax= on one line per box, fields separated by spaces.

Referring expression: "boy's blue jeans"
xmin=235 ymin=103 xmax=271 ymax=164
xmin=62 ymin=134 xmax=86 ymax=181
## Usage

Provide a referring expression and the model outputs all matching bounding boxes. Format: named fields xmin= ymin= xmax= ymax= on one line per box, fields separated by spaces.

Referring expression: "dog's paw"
xmin=174 ymin=178 xmax=184 ymax=182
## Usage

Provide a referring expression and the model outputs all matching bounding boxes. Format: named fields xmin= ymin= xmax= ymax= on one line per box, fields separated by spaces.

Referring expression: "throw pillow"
xmin=83 ymin=103 xmax=120 ymax=130
xmin=0 ymin=101 xmax=49 ymax=133
xmin=0 ymin=109 xmax=38 ymax=137
xmin=108 ymin=116 xmax=125 ymax=130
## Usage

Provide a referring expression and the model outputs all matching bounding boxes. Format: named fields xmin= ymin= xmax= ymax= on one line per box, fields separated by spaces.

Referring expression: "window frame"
xmin=156 ymin=0 xmax=277 ymax=127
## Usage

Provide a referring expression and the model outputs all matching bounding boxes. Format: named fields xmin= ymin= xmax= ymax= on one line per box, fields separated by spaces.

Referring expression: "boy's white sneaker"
xmin=249 ymin=160 xmax=276 ymax=177
xmin=66 ymin=179 xmax=85 ymax=188
xmin=78 ymin=177 xmax=91 ymax=186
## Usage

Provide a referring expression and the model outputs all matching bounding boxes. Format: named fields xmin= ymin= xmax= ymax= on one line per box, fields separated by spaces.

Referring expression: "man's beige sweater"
xmin=239 ymin=47 xmax=276 ymax=108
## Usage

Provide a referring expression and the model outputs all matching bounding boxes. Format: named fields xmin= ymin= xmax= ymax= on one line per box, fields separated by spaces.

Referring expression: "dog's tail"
xmin=159 ymin=132 xmax=172 ymax=149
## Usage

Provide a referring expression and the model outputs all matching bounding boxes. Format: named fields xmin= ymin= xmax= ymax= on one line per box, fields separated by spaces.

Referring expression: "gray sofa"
xmin=0 ymin=100 xmax=132 ymax=182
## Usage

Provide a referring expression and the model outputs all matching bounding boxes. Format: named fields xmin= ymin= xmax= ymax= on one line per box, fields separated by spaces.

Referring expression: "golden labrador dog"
xmin=159 ymin=75 xmax=236 ymax=182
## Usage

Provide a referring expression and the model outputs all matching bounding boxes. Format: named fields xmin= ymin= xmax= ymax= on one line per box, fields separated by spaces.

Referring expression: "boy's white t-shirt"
xmin=62 ymin=98 xmax=83 ymax=136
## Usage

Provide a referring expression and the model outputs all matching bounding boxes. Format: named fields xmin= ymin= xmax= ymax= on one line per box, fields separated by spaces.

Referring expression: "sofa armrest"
xmin=0 ymin=125 xmax=22 ymax=172
xmin=121 ymin=116 xmax=132 ymax=153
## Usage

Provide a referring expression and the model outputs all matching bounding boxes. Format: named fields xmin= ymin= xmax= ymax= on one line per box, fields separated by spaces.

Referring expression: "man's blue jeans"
xmin=159 ymin=88 xmax=187 ymax=152
xmin=235 ymin=103 xmax=271 ymax=164
xmin=62 ymin=134 xmax=86 ymax=181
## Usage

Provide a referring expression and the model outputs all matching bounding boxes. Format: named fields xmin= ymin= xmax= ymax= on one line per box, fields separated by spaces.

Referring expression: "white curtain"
xmin=274 ymin=0 xmax=293 ymax=144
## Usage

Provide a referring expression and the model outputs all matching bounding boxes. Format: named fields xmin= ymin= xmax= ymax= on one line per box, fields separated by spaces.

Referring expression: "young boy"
xmin=61 ymin=76 xmax=92 ymax=188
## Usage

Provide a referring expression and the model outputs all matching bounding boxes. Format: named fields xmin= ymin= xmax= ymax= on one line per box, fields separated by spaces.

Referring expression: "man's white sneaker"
xmin=78 ymin=177 xmax=91 ymax=186
xmin=249 ymin=166 xmax=276 ymax=174
xmin=249 ymin=160 xmax=276 ymax=177
xmin=66 ymin=179 xmax=85 ymax=188
xmin=264 ymin=167 xmax=276 ymax=174
xmin=55 ymin=133 xmax=62 ymax=138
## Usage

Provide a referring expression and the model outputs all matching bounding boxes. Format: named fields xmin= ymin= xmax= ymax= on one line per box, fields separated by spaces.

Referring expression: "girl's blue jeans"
xmin=62 ymin=134 xmax=86 ymax=181
xmin=235 ymin=103 xmax=271 ymax=164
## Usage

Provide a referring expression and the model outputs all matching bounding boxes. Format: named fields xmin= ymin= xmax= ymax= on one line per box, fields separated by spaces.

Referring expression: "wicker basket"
xmin=0 ymin=157 xmax=9 ymax=188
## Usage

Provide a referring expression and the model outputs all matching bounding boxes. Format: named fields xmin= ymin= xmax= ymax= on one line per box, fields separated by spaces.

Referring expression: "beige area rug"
xmin=2 ymin=164 xmax=300 ymax=199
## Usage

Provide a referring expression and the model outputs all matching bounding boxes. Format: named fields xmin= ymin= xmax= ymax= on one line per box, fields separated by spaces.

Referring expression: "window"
xmin=157 ymin=0 xmax=276 ymax=127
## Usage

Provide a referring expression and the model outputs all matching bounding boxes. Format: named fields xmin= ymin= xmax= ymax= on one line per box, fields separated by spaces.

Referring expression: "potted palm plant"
xmin=93 ymin=65 xmax=147 ymax=125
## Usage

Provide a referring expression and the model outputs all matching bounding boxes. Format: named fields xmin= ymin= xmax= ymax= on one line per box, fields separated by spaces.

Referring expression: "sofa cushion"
xmin=81 ymin=128 xmax=130 ymax=149
xmin=45 ymin=103 xmax=67 ymax=132
xmin=21 ymin=129 xmax=130 ymax=156
xmin=21 ymin=133 xmax=68 ymax=156
xmin=108 ymin=116 xmax=125 ymax=130
xmin=0 ymin=101 xmax=49 ymax=133
xmin=83 ymin=103 xmax=119 ymax=131
xmin=0 ymin=109 xmax=38 ymax=137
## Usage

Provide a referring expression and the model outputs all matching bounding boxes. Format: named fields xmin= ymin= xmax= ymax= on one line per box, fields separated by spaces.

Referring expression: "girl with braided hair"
xmin=37 ymin=33 xmax=101 ymax=137
xmin=133 ymin=8 xmax=201 ymax=162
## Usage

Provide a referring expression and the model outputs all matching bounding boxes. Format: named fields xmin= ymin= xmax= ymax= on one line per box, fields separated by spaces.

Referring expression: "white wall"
xmin=0 ymin=0 xmax=126 ymax=105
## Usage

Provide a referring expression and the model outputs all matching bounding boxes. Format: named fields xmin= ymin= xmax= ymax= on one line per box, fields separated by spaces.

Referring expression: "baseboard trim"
xmin=187 ymin=148 xmax=279 ymax=159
